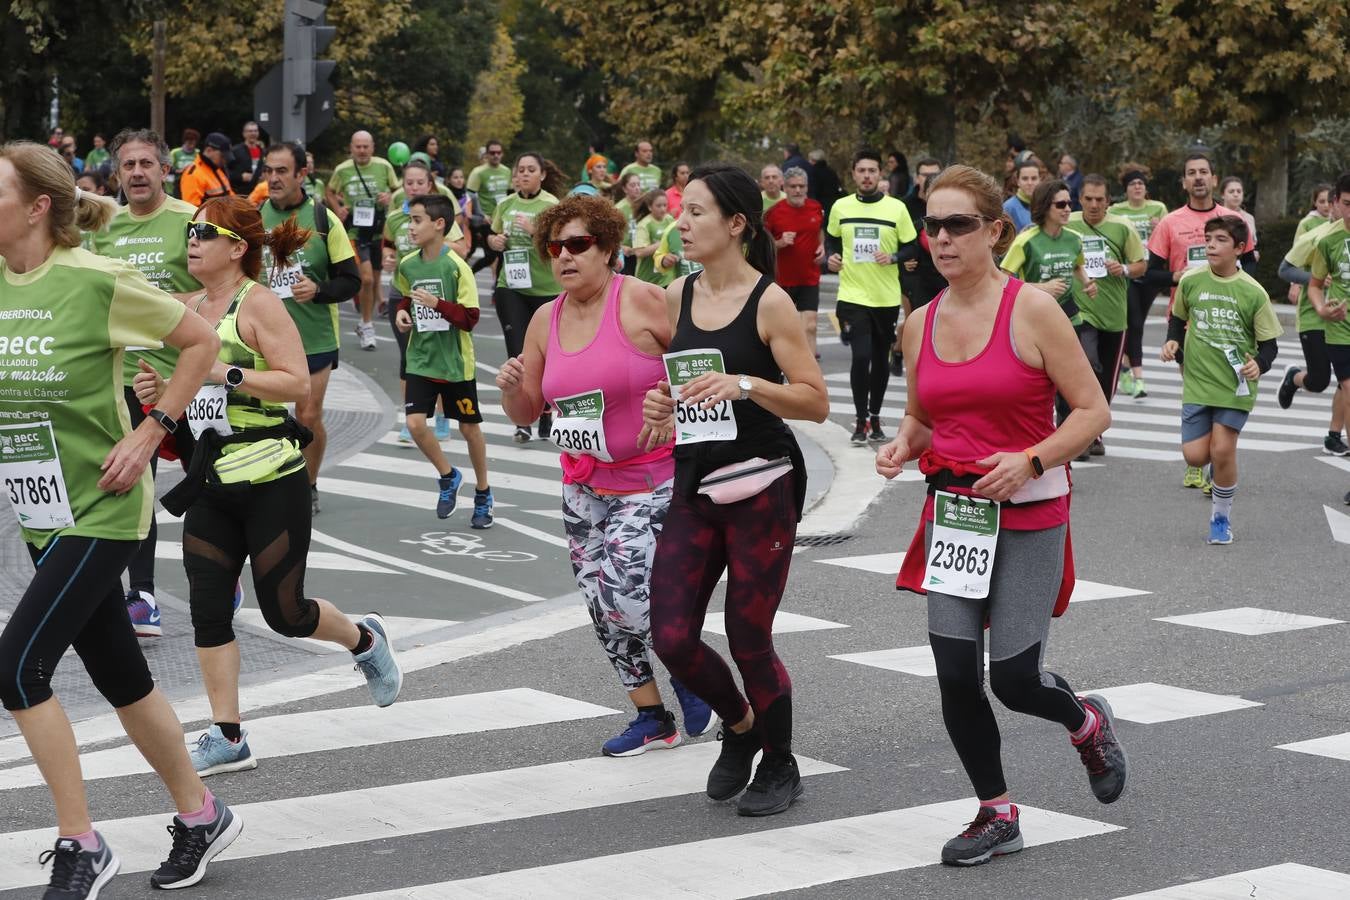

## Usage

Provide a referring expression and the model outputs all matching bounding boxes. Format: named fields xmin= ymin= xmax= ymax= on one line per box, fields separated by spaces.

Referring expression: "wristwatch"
xmin=224 ymin=366 xmax=245 ymax=392
xmin=737 ymin=375 xmax=753 ymax=401
xmin=1024 ymin=450 xmax=1044 ymax=478
xmin=147 ymin=408 xmax=178 ymax=435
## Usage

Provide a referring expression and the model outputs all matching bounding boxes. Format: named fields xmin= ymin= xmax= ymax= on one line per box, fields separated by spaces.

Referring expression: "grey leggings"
xmin=926 ymin=522 xmax=1087 ymax=800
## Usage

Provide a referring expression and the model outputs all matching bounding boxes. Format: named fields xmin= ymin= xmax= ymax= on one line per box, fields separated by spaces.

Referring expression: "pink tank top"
xmin=917 ymin=277 xmax=1068 ymax=530
xmin=542 ymin=275 xmax=675 ymax=493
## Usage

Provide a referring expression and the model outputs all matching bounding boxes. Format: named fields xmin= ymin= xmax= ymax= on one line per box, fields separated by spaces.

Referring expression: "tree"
xmin=462 ymin=24 xmax=525 ymax=163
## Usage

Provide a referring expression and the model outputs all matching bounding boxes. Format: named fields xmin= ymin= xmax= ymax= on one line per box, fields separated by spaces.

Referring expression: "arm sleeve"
xmin=311 ymin=257 xmax=361 ymax=305
xmin=434 ymin=300 xmax=480 ymax=330
xmin=1310 ymin=243 xmax=1331 ymax=280
xmin=1254 ymin=338 xmax=1277 ymax=373
xmin=108 ymin=267 xmax=187 ymax=349
xmin=894 ymin=237 xmax=919 ymax=263
xmin=1144 ymin=251 xmax=1174 ymax=291
xmin=1165 ymin=314 xmax=1187 ymax=345
xmin=1279 ymin=258 xmax=1312 ymax=286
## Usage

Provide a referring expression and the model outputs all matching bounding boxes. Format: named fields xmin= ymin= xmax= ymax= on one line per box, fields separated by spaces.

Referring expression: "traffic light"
xmin=254 ymin=0 xmax=337 ymax=144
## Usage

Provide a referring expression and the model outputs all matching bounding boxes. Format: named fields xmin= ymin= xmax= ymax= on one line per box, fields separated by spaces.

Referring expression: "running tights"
xmin=1123 ymin=280 xmax=1152 ymax=369
xmin=651 ymin=474 xmax=797 ymax=751
xmin=494 ymin=287 xmax=551 ymax=362
xmin=1057 ymin=324 xmax=1123 ymax=424
xmin=837 ymin=301 xmax=900 ymax=421
xmin=926 ymin=524 xmax=1087 ymax=800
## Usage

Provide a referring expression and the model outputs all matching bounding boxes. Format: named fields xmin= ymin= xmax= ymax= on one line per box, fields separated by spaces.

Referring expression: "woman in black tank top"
xmin=640 ymin=164 xmax=828 ymax=818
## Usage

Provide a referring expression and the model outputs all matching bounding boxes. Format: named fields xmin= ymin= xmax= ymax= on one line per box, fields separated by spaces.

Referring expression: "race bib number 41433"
xmin=924 ymin=491 xmax=999 ymax=599
xmin=662 ymin=349 xmax=738 ymax=444
xmin=0 ymin=421 xmax=75 ymax=530
xmin=852 ymin=226 xmax=881 ymax=263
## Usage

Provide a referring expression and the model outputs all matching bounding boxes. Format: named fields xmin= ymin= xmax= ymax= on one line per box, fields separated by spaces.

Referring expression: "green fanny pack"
xmin=214 ymin=437 xmax=303 ymax=484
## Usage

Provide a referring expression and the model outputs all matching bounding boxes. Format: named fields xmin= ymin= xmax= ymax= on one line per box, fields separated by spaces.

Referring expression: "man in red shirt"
xmin=766 ymin=165 xmax=826 ymax=356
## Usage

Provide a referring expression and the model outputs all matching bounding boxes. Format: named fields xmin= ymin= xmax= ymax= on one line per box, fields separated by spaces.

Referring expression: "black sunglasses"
xmin=922 ymin=214 xmax=993 ymax=238
xmin=185 ymin=222 xmax=243 ymax=242
xmin=545 ymin=235 xmax=600 ymax=258
xmin=1051 ymin=200 xmax=1072 ymax=210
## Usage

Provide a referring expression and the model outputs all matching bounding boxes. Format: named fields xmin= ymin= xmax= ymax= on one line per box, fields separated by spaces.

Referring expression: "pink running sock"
xmin=179 ymin=789 xmax=217 ymax=827
xmin=1070 ymin=704 xmax=1098 ymax=744
xmin=61 ymin=830 xmax=99 ymax=851
xmin=979 ymin=799 xmax=1015 ymax=821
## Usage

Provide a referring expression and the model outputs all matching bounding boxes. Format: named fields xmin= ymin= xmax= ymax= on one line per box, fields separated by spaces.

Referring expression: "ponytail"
xmin=263 ymin=217 xmax=312 ymax=274
xmin=72 ymin=191 xmax=118 ymax=240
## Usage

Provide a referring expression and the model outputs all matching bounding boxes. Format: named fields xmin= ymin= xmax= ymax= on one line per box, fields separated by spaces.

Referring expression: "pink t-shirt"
xmin=1148 ymin=203 xmax=1256 ymax=302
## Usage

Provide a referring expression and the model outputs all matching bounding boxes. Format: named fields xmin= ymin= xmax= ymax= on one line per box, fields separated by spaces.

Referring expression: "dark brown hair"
xmin=533 ymin=194 xmax=626 ymax=267
xmin=198 ymin=195 xmax=311 ymax=281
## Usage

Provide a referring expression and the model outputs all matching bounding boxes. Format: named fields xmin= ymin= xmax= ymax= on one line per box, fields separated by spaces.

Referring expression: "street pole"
xmin=151 ymin=21 xmax=166 ymax=138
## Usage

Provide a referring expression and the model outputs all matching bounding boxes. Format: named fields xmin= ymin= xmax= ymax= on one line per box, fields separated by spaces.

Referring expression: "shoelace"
xmin=194 ymin=731 xmax=218 ymax=753
xmin=39 ymin=843 xmax=86 ymax=890
xmin=956 ymin=807 xmax=1000 ymax=839
xmin=163 ymin=821 xmax=208 ymax=872
xmin=1076 ymin=726 xmax=1109 ymax=776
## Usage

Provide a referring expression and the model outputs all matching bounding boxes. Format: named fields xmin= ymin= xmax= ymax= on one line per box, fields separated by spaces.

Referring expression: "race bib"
xmin=353 ymin=203 xmax=376 ymax=228
xmin=852 ymin=226 xmax=881 ymax=263
xmin=663 ymin=349 xmax=738 ymax=444
xmin=1186 ymin=245 xmax=1207 ymax=268
xmin=1081 ymin=236 xmax=1108 ymax=279
xmin=549 ymin=389 xmax=612 ymax=461
xmin=185 ymin=384 xmax=233 ymax=439
xmin=411 ymin=279 xmax=449 ymax=333
xmin=269 ymin=263 xmax=304 ymax=300
xmin=0 ymin=421 xmax=75 ymax=530
xmin=924 ymin=491 xmax=999 ymax=599
xmin=504 ymin=250 xmax=533 ymax=290
xmin=677 ymin=258 xmax=704 ymax=278
xmin=1223 ymin=346 xmax=1251 ymax=398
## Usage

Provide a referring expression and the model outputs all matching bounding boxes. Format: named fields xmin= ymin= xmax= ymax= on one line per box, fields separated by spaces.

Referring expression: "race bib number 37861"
xmin=0 ymin=421 xmax=75 ymax=530
xmin=662 ymin=349 xmax=738 ymax=444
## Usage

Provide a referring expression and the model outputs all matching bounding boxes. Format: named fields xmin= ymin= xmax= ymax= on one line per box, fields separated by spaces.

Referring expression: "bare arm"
xmin=876 ymin=308 xmax=933 ymax=479
xmin=232 ymin=288 xmax=311 ymax=404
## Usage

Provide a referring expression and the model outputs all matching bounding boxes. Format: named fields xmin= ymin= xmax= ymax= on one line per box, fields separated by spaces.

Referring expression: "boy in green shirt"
xmin=1161 ymin=216 xmax=1282 ymax=545
xmin=393 ymin=195 xmax=493 ymax=528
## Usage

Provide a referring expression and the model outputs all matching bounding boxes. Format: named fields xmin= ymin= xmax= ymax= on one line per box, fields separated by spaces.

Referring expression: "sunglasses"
xmin=545 ymin=235 xmax=599 ymax=258
xmin=922 ymin=214 xmax=993 ymax=238
xmin=1051 ymin=200 xmax=1072 ymax=209
xmin=185 ymin=222 xmax=243 ymax=242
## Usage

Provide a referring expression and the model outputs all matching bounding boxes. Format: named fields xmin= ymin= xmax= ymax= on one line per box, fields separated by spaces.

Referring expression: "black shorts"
xmin=784 ymin=284 xmax=821 ymax=312
xmin=353 ymin=236 xmax=376 ymax=263
xmin=404 ymin=375 xmax=483 ymax=422
xmin=1329 ymin=343 xmax=1350 ymax=384
xmin=306 ymin=350 xmax=340 ymax=374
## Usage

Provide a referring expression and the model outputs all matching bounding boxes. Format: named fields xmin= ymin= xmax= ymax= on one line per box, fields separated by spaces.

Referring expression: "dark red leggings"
xmin=650 ymin=474 xmax=797 ymax=737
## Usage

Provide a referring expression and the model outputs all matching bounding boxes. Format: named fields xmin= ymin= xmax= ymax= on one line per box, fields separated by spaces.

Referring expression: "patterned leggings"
xmin=562 ymin=478 xmax=673 ymax=692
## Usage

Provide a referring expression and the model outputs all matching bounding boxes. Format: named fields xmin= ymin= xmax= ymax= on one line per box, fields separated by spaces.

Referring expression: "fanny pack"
xmin=161 ymin=416 xmax=312 ymax=516
xmin=920 ymin=450 xmax=1070 ymax=505
xmin=697 ymin=456 xmax=792 ymax=504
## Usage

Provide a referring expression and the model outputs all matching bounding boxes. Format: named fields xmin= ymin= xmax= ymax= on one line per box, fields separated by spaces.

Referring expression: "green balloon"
xmin=387 ymin=141 xmax=411 ymax=165
xmin=409 ymin=151 xmax=432 ymax=167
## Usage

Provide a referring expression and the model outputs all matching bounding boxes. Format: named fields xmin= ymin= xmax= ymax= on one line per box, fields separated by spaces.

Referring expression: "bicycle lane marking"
xmin=398 ymin=530 xmax=541 ymax=562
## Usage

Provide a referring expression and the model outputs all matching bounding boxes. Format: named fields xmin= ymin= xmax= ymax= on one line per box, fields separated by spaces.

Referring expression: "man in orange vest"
xmin=178 ymin=132 xmax=235 ymax=207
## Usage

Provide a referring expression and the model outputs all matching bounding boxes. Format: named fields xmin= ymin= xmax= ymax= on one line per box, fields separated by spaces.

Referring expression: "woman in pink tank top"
xmin=873 ymin=166 xmax=1125 ymax=866
xmin=496 ymin=194 xmax=715 ymax=758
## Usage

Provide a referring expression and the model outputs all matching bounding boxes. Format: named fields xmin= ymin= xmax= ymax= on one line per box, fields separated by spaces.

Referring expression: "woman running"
xmin=642 ymin=163 xmax=828 ymax=817
xmin=0 ymin=141 xmax=242 ymax=896
xmin=1109 ymin=168 xmax=1168 ymax=398
xmin=133 ymin=196 xmax=403 ymax=778
xmin=878 ymin=164 xmax=1125 ymax=866
xmin=496 ymin=194 xmax=714 ymax=756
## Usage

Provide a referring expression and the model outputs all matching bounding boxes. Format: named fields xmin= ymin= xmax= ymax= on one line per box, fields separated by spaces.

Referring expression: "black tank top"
xmin=669 ymin=271 xmax=807 ymax=517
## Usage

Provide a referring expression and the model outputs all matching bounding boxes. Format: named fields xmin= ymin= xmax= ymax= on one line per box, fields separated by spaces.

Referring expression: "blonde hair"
xmin=0 ymin=141 xmax=118 ymax=248
xmin=927 ymin=164 xmax=1016 ymax=256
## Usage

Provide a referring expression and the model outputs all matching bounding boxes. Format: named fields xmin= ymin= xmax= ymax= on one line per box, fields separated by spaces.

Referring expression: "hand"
xmin=487 ymin=233 xmax=507 ymax=252
xmin=638 ymin=382 xmax=675 ymax=451
xmin=679 ymin=372 xmax=740 ymax=409
xmin=875 ymin=436 xmax=911 ymax=480
xmin=903 ymin=259 xmax=918 ymax=272
xmin=1239 ymin=355 xmax=1260 ymax=380
xmin=377 ymin=192 xmax=391 ymax=206
xmin=827 ymin=253 xmax=842 ymax=273
xmin=496 ymin=355 xmax=527 ymax=394
xmin=334 ymin=203 xmax=350 ymax=223
xmin=1160 ymin=339 xmax=1180 ymax=362
xmin=410 ymin=288 xmax=438 ymax=308
xmin=1320 ymin=300 xmax=1347 ymax=323
xmin=660 ymin=254 xmax=676 ymax=269
xmin=242 ymin=171 xmax=253 ymax=183
xmin=291 ymin=275 xmax=317 ymax=303
xmin=133 ymin=359 xmax=166 ymax=406
xmin=98 ymin=425 xmax=159 ymax=494
xmin=1043 ymin=278 xmax=1067 ymax=299
xmin=783 ymin=231 xmax=797 ymax=244
xmin=515 ymin=213 xmax=534 ymax=235
xmin=395 ymin=309 xmax=412 ymax=333
xmin=1286 ymin=283 xmax=1300 ymax=305
xmin=971 ymin=451 xmax=1034 ymax=503
xmin=1106 ymin=260 xmax=1126 ymax=277
xmin=873 ymin=249 xmax=892 ymax=264
xmin=1083 ymin=280 xmax=1099 ymax=299
xmin=815 ymin=244 xmax=827 ymax=264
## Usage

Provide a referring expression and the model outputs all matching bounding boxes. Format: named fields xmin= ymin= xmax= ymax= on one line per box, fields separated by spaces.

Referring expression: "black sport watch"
xmin=147 ymin=408 xmax=178 ymax=435
xmin=224 ymin=366 xmax=245 ymax=392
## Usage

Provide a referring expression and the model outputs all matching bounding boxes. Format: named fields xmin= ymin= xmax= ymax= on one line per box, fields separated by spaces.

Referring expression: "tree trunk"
xmin=1254 ymin=120 xmax=1291 ymax=222
xmin=916 ymin=93 xmax=957 ymax=166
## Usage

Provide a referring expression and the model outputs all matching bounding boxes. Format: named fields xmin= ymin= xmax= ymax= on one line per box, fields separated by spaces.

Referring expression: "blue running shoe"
xmin=189 ymin=725 xmax=257 ymax=777
xmin=150 ymin=798 xmax=243 ymax=890
xmin=436 ymin=468 xmax=463 ymax=519
xmin=354 ymin=613 xmax=403 ymax=708
xmin=670 ymin=676 xmax=717 ymax=737
xmin=231 ymin=580 xmax=244 ymax=617
xmin=1208 ymin=515 xmax=1233 ymax=545
xmin=126 ymin=590 xmax=162 ymax=638
xmin=40 ymin=831 xmax=120 ymax=899
xmin=434 ymin=412 xmax=451 ymax=440
xmin=470 ymin=488 xmax=494 ymax=529
xmin=398 ymin=424 xmax=413 ymax=444
xmin=602 ymin=709 xmax=682 ymax=757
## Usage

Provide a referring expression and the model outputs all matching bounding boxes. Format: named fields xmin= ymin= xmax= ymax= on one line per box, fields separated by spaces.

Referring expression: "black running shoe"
xmin=850 ymin=419 xmax=867 ymax=445
xmin=1325 ymin=432 xmax=1350 ymax=457
xmin=1343 ymin=488 xmax=1349 ymax=506
xmin=1074 ymin=694 xmax=1128 ymax=804
xmin=40 ymin=834 xmax=119 ymax=899
xmin=1278 ymin=366 xmax=1301 ymax=410
xmin=537 ymin=411 xmax=552 ymax=441
xmin=512 ymin=425 xmax=532 ymax=444
xmin=706 ymin=725 xmax=761 ymax=801
xmin=150 ymin=801 xmax=243 ymax=890
xmin=868 ymin=416 xmax=888 ymax=443
xmin=940 ymin=806 xmax=1023 ymax=866
xmin=889 ymin=348 xmax=904 ymax=377
xmin=1089 ymin=437 xmax=1105 ymax=456
xmin=736 ymin=751 xmax=803 ymax=817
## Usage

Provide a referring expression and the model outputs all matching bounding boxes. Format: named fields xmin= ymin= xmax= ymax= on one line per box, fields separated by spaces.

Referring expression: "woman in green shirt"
xmin=0 ymin=140 xmax=240 ymax=894
xmin=1109 ymin=169 xmax=1168 ymax=397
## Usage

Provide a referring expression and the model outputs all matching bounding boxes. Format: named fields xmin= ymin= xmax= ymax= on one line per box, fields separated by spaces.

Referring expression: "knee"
xmin=1304 ymin=369 xmax=1330 ymax=393
xmin=988 ymin=656 xmax=1042 ymax=712
xmin=0 ymin=660 xmax=49 ymax=711
xmin=652 ymin=621 xmax=698 ymax=667
xmin=260 ymin=596 xmax=319 ymax=639
xmin=191 ymin=603 xmax=236 ymax=648
xmin=931 ymin=636 xmax=984 ymax=700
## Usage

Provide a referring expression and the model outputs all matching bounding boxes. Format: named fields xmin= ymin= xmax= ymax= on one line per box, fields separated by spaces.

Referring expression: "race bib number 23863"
xmin=924 ymin=491 xmax=999 ymax=599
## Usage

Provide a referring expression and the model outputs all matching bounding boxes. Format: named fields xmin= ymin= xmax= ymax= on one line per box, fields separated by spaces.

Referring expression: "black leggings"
xmin=0 ymin=537 xmax=153 ymax=711
xmin=836 ymin=301 xmax=900 ymax=420
xmin=651 ymin=475 xmax=798 ymax=752
xmin=1123 ymin=280 xmax=1152 ymax=368
xmin=182 ymin=469 xmax=320 ymax=648
xmin=1299 ymin=330 xmax=1333 ymax=393
xmin=1057 ymin=323 xmax=1123 ymax=424
xmin=494 ymin=287 xmax=552 ymax=362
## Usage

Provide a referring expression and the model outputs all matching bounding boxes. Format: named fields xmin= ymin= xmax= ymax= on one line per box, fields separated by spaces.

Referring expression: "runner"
xmin=260 ymin=141 xmax=362 ymax=516
xmin=1304 ymin=174 xmax=1350 ymax=466
xmin=133 ymin=196 xmax=403 ymax=777
xmin=1001 ymin=157 xmax=1041 ymax=233
xmin=765 ymin=166 xmax=825 ymax=356
xmin=631 ymin=189 xmax=674 ymax=286
xmin=1160 ymin=215 xmax=1281 ymax=544
xmin=620 ymin=140 xmax=662 ymax=193
xmin=666 ymin=161 xmax=691 ymax=218
xmin=388 ymin=160 xmax=468 ymax=257
xmin=168 ymin=128 xmax=200 ymax=197
xmin=1219 ymin=176 xmax=1259 ymax=274
xmin=876 ymin=163 xmax=1124 ymax=867
xmin=486 ymin=151 xmax=562 ymax=442
xmin=643 ymin=163 xmax=829 ymax=816
xmin=1276 ymin=185 xmax=1349 ymax=454
xmin=1065 ymin=174 xmax=1147 ymax=455
xmin=82 ymin=133 xmax=110 ymax=174
xmin=0 ymin=140 xmax=243 ymax=896
xmin=1108 ymin=168 xmax=1168 ymax=399
xmin=900 ymin=157 xmax=949 ymax=313
xmin=614 ymin=173 xmax=644 ymax=276
xmin=496 ymin=193 xmax=715 ymax=755
xmin=467 ymin=139 xmax=512 ymax=274
xmin=1298 ymin=184 xmax=1333 ymax=237
xmin=392 ymin=194 xmax=493 ymax=527
xmin=177 ymin=132 xmax=234 ymax=208
xmin=92 ymin=128 xmax=203 ymax=639
xmin=1145 ymin=152 xmax=1256 ymax=489
xmin=760 ymin=164 xmax=785 ymax=212
xmin=325 ymin=130 xmax=399 ymax=351
xmin=826 ymin=148 xmax=919 ymax=444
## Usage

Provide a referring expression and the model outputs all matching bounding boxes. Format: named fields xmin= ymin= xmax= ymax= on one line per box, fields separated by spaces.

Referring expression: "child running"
xmin=1161 ymin=215 xmax=1281 ymax=544
xmin=393 ymin=194 xmax=494 ymax=526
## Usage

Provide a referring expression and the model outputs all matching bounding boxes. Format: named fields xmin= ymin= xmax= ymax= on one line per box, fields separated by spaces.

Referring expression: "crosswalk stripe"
xmin=1108 ymin=409 xmax=1328 ymax=439
xmin=153 ymin=540 xmax=398 ymax=575
xmin=318 ymin=477 xmax=517 ymax=510
xmin=231 ymin=610 xmax=461 ymax=654
xmin=1277 ymin=732 xmax=1350 ymax=761
xmin=1112 ymin=863 xmax=1350 ymax=898
xmin=704 ymin=610 xmax=848 ymax=636
xmin=377 ymin=432 xmax=564 ymax=470
xmin=1081 ymin=682 xmax=1263 ymax=724
xmin=0 ymin=744 xmax=846 ymax=890
xmin=0 ymin=689 xmax=617 ymax=792
xmin=330 ymin=799 xmax=1121 ymax=900
xmin=1154 ymin=607 xmax=1344 ymax=636
xmin=493 ymin=516 xmax=568 ymax=547
xmin=1097 ymin=444 xmax=1185 ymax=461
xmin=340 ymin=452 xmax=564 ymax=498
